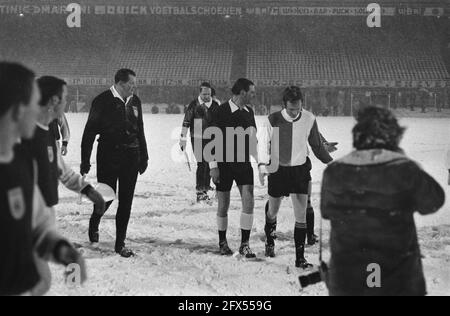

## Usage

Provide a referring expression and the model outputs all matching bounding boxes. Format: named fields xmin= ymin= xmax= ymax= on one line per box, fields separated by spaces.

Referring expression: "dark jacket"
xmin=321 ymin=149 xmax=445 ymax=296
xmin=81 ymin=90 xmax=148 ymax=173
xmin=26 ymin=126 xmax=59 ymax=207
xmin=182 ymin=99 xmax=220 ymax=139
xmin=0 ymin=144 xmax=39 ymax=295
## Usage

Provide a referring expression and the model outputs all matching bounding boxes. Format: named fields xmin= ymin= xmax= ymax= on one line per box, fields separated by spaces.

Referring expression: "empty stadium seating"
xmin=0 ymin=16 xmax=448 ymax=85
xmin=247 ymin=18 xmax=449 ymax=82
xmin=111 ymin=38 xmax=232 ymax=81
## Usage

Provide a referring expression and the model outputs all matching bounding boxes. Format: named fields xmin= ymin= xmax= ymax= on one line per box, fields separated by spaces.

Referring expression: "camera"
xmin=299 ymin=261 xmax=328 ymax=289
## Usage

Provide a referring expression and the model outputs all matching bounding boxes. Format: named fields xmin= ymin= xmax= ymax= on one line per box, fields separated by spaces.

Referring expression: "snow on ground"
xmin=48 ymin=114 xmax=450 ymax=296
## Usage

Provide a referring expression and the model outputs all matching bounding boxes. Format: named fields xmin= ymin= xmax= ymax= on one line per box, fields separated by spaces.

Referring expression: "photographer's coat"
xmin=321 ymin=149 xmax=445 ymax=296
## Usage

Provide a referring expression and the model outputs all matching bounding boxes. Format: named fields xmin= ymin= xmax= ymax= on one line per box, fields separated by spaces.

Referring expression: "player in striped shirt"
xmin=258 ymin=86 xmax=333 ymax=269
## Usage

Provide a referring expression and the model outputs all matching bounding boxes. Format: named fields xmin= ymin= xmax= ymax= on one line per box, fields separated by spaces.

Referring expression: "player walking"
xmin=258 ymin=86 xmax=333 ymax=268
xmin=180 ymin=82 xmax=220 ymax=203
xmin=26 ymin=76 xmax=104 ymax=295
xmin=209 ymin=78 xmax=258 ymax=258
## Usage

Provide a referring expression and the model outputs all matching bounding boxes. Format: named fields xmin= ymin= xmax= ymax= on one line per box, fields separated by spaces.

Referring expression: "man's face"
xmin=19 ymin=81 xmax=40 ymax=139
xmin=243 ymin=85 xmax=256 ymax=104
xmin=286 ymin=100 xmax=302 ymax=118
xmin=121 ymin=75 xmax=137 ymax=98
xmin=52 ymin=85 xmax=68 ymax=119
xmin=199 ymin=87 xmax=212 ymax=103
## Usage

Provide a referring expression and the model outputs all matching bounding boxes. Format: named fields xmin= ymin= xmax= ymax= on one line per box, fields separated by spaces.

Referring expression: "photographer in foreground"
xmin=320 ymin=106 xmax=445 ymax=296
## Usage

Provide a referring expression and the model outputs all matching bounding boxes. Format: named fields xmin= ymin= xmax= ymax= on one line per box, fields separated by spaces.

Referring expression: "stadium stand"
xmin=247 ymin=18 xmax=449 ymax=81
xmin=0 ymin=11 xmax=448 ymax=111
xmin=0 ymin=15 xmax=114 ymax=77
xmin=112 ymin=38 xmax=232 ymax=81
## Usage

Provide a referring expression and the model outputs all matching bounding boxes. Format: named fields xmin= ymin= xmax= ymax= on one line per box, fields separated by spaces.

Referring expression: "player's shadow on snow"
xmin=255 ymin=231 xmax=330 ymax=249
xmin=140 ymin=207 xmax=216 ymax=218
xmin=256 ymin=231 xmax=293 ymax=242
xmin=134 ymin=192 xmax=177 ymax=199
xmin=129 ymin=237 xmax=220 ymax=255
xmin=73 ymin=241 xmax=117 ymax=259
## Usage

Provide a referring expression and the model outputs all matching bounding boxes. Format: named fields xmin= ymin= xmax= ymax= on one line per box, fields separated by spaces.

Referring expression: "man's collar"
xmin=229 ymin=99 xmax=250 ymax=113
xmin=36 ymin=122 xmax=49 ymax=131
xmin=198 ymin=96 xmax=213 ymax=108
xmin=110 ymin=85 xmax=133 ymax=105
xmin=281 ymin=109 xmax=302 ymax=122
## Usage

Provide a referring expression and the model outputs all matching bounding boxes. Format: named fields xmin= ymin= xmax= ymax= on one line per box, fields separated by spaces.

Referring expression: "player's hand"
xmin=210 ymin=168 xmax=220 ymax=184
xmin=180 ymin=139 xmax=187 ymax=152
xmin=61 ymin=145 xmax=68 ymax=156
xmin=55 ymin=243 xmax=88 ymax=285
xmin=80 ymin=163 xmax=90 ymax=176
xmin=324 ymin=142 xmax=338 ymax=153
xmin=258 ymin=165 xmax=269 ymax=186
xmin=85 ymin=187 xmax=106 ymax=216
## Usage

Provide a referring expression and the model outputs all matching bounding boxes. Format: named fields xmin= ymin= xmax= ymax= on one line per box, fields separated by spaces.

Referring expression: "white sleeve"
xmin=57 ymin=140 xmax=90 ymax=193
xmin=59 ymin=114 xmax=71 ymax=143
xmin=258 ymin=117 xmax=273 ymax=167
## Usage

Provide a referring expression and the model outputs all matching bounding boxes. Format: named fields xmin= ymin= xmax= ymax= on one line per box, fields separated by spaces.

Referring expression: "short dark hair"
xmin=200 ymin=82 xmax=212 ymax=92
xmin=115 ymin=68 xmax=136 ymax=84
xmin=282 ymin=86 xmax=304 ymax=106
xmin=37 ymin=76 xmax=67 ymax=107
xmin=352 ymin=106 xmax=405 ymax=151
xmin=231 ymin=78 xmax=254 ymax=95
xmin=0 ymin=62 xmax=35 ymax=117
xmin=211 ymin=87 xmax=216 ymax=97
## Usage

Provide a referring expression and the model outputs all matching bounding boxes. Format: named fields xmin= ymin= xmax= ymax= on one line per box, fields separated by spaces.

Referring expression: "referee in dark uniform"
xmin=209 ymin=78 xmax=258 ymax=258
xmin=81 ymin=69 xmax=149 ymax=258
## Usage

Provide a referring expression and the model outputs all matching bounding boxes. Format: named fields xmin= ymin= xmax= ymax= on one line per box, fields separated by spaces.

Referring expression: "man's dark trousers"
xmin=192 ymin=137 xmax=211 ymax=193
xmin=90 ymin=145 xmax=140 ymax=251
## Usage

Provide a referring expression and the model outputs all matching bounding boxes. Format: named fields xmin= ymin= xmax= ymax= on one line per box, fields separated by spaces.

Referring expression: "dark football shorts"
xmin=215 ymin=162 xmax=254 ymax=192
xmin=268 ymin=158 xmax=312 ymax=198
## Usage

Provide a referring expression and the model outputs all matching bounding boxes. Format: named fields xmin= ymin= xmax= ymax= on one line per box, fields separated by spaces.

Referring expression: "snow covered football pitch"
xmin=49 ymin=114 xmax=450 ymax=296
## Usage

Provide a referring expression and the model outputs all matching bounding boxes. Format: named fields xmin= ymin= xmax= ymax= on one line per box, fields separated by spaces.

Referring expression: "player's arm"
xmin=80 ymin=96 xmax=102 ymax=175
xmin=258 ymin=117 xmax=273 ymax=184
xmin=249 ymin=109 xmax=259 ymax=164
xmin=31 ymin=185 xmax=87 ymax=283
xmin=59 ymin=113 xmax=70 ymax=156
xmin=137 ymin=99 xmax=149 ymax=174
xmin=208 ymin=105 xmax=224 ymax=183
xmin=59 ymin=113 xmax=70 ymax=146
xmin=308 ymin=119 xmax=333 ymax=164
xmin=57 ymin=146 xmax=106 ymax=213
xmin=180 ymin=102 xmax=194 ymax=151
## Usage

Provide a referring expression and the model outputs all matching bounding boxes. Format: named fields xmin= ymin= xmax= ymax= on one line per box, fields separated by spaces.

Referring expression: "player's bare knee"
xmin=292 ymin=194 xmax=308 ymax=222
xmin=267 ymin=197 xmax=282 ymax=219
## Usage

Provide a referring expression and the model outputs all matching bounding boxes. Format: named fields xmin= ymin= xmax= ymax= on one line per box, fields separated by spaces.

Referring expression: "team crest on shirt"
xmin=48 ymin=146 xmax=54 ymax=163
xmin=132 ymin=105 xmax=139 ymax=117
xmin=7 ymin=187 xmax=25 ymax=220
